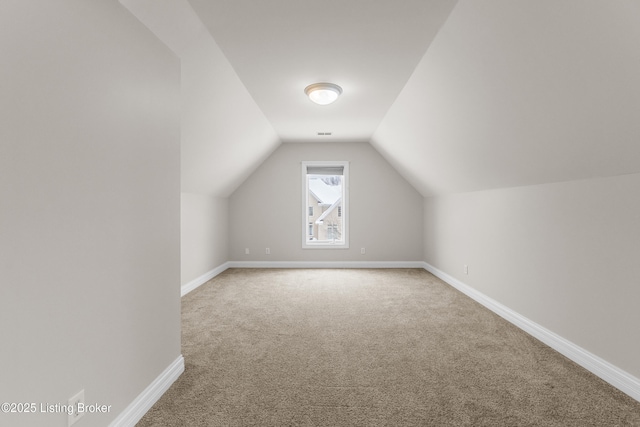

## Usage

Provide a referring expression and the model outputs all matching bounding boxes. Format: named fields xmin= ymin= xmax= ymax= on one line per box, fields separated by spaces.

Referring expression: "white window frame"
xmin=301 ymin=161 xmax=349 ymax=249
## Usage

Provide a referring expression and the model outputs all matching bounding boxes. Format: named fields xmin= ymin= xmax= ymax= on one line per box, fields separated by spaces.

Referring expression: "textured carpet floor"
xmin=138 ymin=268 xmax=640 ymax=426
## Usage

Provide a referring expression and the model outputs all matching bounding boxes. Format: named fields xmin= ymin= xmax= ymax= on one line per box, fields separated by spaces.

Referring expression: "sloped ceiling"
xmin=372 ymin=0 xmax=640 ymax=196
xmin=187 ymin=0 xmax=457 ymax=143
xmin=120 ymin=0 xmax=280 ymax=197
xmin=120 ymin=0 xmax=456 ymax=197
xmin=122 ymin=0 xmax=640 ymax=198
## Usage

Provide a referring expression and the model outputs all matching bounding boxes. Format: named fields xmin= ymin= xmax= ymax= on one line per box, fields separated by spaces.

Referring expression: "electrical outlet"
xmin=68 ymin=389 xmax=85 ymax=426
xmin=265 ymin=247 xmax=270 ymax=255
xmin=360 ymin=248 xmax=366 ymax=254
xmin=245 ymin=248 xmax=250 ymax=255
xmin=464 ymin=265 xmax=468 ymax=275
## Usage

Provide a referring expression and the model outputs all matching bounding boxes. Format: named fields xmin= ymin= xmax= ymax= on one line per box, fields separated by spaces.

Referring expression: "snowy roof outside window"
xmin=315 ymin=196 xmax=342 ymax=224
xmin=309 ymin=177 xmax=341 ymax=205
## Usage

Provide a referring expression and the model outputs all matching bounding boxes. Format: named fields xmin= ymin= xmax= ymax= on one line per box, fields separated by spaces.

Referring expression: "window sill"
xmin=303 ymin=242 xmax=349 ymax=249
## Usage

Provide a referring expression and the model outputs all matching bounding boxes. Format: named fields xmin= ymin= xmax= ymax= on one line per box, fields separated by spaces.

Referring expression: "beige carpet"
xmin=138 ymin=269 xmax=640 ymax=426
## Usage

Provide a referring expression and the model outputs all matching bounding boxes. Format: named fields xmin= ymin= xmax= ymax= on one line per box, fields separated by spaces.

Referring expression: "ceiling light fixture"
xmin=304 ymin=82 xmax=342 ymax=105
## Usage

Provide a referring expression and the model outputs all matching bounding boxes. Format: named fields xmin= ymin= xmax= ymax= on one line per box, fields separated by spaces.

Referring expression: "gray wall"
xmin=229 ymin=142 xmax=423 ymax=262
xmin=424 ymin=173 xmax=640 ymax=379
xmin=181 ymin=193 xmax=229 ymax=284
xmin=0 ymin=1 xmax=181 ymax=426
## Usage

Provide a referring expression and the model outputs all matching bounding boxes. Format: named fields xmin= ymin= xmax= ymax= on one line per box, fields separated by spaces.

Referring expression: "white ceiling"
xmin=120 ymin=0 xmax=281 ymax=197
xmin=187 ymin=0 xmax=457 ymax=143
xmin=121 ymin=0 xmax=640 ymax=197
xmin=372 ymin=0 xmax=640 ymax=196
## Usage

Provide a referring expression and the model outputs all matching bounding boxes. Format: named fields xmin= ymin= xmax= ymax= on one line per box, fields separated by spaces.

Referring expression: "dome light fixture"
xmin=304 ymin=82 xmax=342 ymax=105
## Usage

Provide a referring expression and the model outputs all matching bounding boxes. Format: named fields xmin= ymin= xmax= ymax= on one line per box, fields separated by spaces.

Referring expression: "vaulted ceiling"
xmin=187 ymin=0 xmax=456 ymax=143
xmin=121 ymin=0 xmax=640 ymax=197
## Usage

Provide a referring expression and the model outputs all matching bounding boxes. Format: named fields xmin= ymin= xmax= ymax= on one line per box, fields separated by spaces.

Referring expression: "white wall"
xmin=424 ymin=173 xmax=640 ymax=379
xmin=181 ymin=194 xmax=229 ymax=285
xmin=178 ymin=27 xmax=281 ymax=284
xmin=229 ymin=142 xmax=423 ymax=262
xmin=369 ymin=0 xmax=640 ymax=393
xmin=120 ymin=0 xmax=281 ymax=286
xmin=0 ymin=1 xmax=181 ymax=426
xmin=178 ymin=30 xmax=280 ymax=282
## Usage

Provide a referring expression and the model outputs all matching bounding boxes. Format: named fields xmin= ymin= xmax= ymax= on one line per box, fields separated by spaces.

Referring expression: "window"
xmin=302 ymin=161 xmax=349 ymax=248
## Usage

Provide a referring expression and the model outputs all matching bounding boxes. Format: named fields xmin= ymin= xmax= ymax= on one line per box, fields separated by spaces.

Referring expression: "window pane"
xmin=302 ymin=161 xmax=348 ymax=249
xmin=306 ymin=174 xmax=343 ymax=243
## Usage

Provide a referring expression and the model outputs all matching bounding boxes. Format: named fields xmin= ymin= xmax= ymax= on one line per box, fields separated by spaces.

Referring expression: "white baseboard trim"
xmin=181 ymin=262 xmax=231 ymax=296
xmin=109 ymin=355 xmax=184 ymax=427
xmin=228 ymin=260 xmax=425 ymax=269
xmin=422 ymin=261 xmax=640 ymax=403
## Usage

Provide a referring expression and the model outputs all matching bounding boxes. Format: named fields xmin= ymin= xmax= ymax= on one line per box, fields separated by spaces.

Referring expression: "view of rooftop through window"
xmin=302 ymin=162 xmax=348 ymax=248
xmin=307 ymin=175 xmax=343 ymax=243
